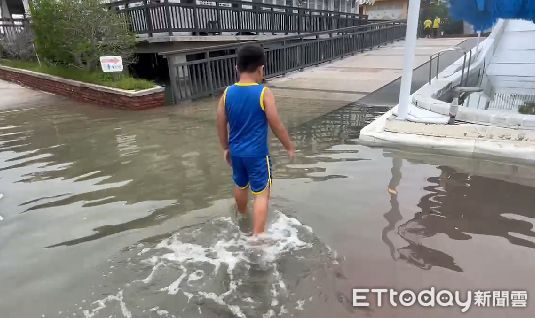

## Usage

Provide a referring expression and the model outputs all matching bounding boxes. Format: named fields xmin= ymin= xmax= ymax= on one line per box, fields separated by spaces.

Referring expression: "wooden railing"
xmin=162 ymin=21 xmax=406 ymax=102
xmin=107 ymin=0 xmax=368 ymax=37
xmin=0 ymin=18 xmax=29 ymax=38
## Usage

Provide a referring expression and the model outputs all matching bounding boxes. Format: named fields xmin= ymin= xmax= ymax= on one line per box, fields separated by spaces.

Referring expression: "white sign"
xmin=100 ymin=56 xmax=123 ymax=73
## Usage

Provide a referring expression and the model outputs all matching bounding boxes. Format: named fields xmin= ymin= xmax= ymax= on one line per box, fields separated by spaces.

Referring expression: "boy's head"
xmin=237 ymin=45 xmax=266 ymax=83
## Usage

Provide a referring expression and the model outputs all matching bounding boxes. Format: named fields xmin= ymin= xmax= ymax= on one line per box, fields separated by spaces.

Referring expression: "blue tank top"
xmin=224 ymin=83 xmax=269 ymax=157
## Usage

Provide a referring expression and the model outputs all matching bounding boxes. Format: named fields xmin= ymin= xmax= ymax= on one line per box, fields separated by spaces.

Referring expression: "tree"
xmin=29 ymin=0 xmax=72 ymax=64
xmin=30 ymin=0 xmax=136 ymax=71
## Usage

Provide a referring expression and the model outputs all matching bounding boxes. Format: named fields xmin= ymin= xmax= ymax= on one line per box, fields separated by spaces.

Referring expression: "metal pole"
xmin=396 ymin=0 xmax=421 ymax=120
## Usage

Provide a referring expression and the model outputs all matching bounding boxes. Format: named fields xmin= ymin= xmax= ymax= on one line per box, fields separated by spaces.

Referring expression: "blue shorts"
xmin=231 ymin=155 xmax=272 ymax=194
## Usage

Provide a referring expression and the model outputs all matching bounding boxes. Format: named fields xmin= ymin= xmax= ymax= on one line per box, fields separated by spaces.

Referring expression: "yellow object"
xmin=260 ymin=87 xmax=267 ymax=110
xmin=234 ymin=82 xmax=259 ymax=86
xmin=424 ymin=19 xmax=432 ymax=29
xmin=252 ymin=156 xmax=272 ymax=195
xmin=223 ymin=86 xmax=229 ymax=105
xmin=433 ymin=17 xmax=441 ymax=29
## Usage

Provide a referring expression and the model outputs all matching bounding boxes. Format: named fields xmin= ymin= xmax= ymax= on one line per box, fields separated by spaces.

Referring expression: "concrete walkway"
xmin=269 ymin=38 xmax=469 ymax=105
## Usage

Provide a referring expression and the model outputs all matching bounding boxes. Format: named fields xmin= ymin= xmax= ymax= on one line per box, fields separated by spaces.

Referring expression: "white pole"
xmin=397 ymin=0 xmax=421 ymax=120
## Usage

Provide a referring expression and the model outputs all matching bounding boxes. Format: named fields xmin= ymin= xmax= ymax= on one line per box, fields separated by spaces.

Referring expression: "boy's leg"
xmin=247 ymin=156 xmax=272 ymax=235
xmin=253 ymin=189 xmax=270 ymax=234
xmin=234 ymin=186 xmax=248 ymax=215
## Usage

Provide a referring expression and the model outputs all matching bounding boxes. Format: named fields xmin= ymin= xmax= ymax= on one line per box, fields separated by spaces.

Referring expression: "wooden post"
xmin=206 ymin=52 xmax=215 ymax=96
xmin=164 ymin=0 xmax=173 ymax=36
xmin=216 ymin=0 xmax=222 ymax=34
xmin=271 ymin=7 xmax=275 ymax=34
xmin=255 ymin=0 xmax=260 ymax=33
xmin=237 ymin=2 xmax=243 ymax=33
xmin=329 ymin=31 xmax=334 ymax=62
xmin=145 ymin=0 xmax=153 ymax=37
xmin=299 ymin=36 xmax=304 ymax=70
xmin=316 ymin=34 xmax=320 ymax=65
xmin=282 ymin=40 xmax=287 ymax=75
xmin=341 ymin=31 xmax=345 ymax=58
xmin=297 ymin=7 xmax=302 ymax=34
xmin=193 ymin=0 xmax=200 ymax=35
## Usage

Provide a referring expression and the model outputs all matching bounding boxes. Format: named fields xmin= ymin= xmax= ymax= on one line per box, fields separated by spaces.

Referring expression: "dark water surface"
xmin=1 ymin=96 xmax=535 ymax=318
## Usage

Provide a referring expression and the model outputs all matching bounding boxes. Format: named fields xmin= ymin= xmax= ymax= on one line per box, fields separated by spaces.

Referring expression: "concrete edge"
xmin=0 ymin=65 xmax=164 ymax=97
xmin=359 ymin=110 xmax=535 ymax=165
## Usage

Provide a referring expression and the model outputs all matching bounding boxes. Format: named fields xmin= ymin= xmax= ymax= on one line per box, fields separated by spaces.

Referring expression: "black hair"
xmin=237 ymin=45 xmax=266 ymax=73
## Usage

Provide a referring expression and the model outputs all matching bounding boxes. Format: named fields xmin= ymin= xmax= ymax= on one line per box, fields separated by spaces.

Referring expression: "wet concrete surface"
xmin=359 ymin=38 xmax=480 ymax=106
xmin=1 ymin=64 xmax=535 ymax=317
xmin=270 ymin=38 xmax=470 ymax=106
xmin=0 ymin=79 xmax=76 ymax=110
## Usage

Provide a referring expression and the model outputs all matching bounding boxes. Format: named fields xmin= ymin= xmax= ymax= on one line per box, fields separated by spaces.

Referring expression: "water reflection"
xmin=382 ymin=156 xmax=462 ymax=272
xmin=417 ymin=166 xmax=535 ymax=249
xmin=382 ymin=152 xmax=535 ymax=273
xmin=0 ymin=101 xmax=380 ymax=268
xmin=382 ymin=156 xmax=403 ymax=260
xmin=274 ymin=103 xmax=389 ymax=180
xmin=0 ymin=106 xmax=232 ymax=249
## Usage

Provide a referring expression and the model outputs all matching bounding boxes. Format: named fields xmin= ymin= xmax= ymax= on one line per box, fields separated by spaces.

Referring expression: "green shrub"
xmin=30 ymin=0 xmax=136 ymax=71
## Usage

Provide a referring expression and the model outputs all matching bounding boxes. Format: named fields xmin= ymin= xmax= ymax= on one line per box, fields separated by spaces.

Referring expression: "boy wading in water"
xmin=216 ymin=45 xmax=295 ymax=235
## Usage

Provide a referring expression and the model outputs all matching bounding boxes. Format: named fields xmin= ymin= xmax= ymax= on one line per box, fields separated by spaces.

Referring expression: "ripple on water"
xmin=73 ymin=211 xmax=339 ymax=318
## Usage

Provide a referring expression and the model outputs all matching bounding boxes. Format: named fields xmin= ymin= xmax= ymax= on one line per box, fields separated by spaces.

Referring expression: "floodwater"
xmin=1 ymin=93 xmax=535 ymax=318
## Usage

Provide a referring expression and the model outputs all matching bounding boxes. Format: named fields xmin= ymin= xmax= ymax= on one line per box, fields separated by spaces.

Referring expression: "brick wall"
xmin=0 ymin=67 xmax=165 ymax=110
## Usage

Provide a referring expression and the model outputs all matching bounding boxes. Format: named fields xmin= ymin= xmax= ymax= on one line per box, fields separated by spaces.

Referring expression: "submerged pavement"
xmin=1 ymin=37 xmax=534 ymax=318
xmin=0 ymin=97 xmax=534 ymax=318
xmin=0 ymin=78 xmax=75 ymax=110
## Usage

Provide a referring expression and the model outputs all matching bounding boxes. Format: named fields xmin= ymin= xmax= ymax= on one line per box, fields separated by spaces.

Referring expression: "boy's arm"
xmin=216 ymin=93 xmax=231 ymax=165
xmin=263 ymin=88 xmax=296 ymax=159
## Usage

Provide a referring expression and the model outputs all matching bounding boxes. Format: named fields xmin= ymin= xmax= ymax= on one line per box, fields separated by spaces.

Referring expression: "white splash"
xmin=187 ymin=270 xmax=204 ymax=284
xmin=296 ymin=299 xmax=305 ymax=311
xmin=82 ymin=290 xmax=131 ymax=318
xmin=150 ymin=307 xmax=171 ymax=317
xmin=77 ymin=210 xmax=322 ymax=317
xmin=138 ymin=211 xmax=313 ymax=315
xmin=165 ymin=265 xmax=188 ymax=295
